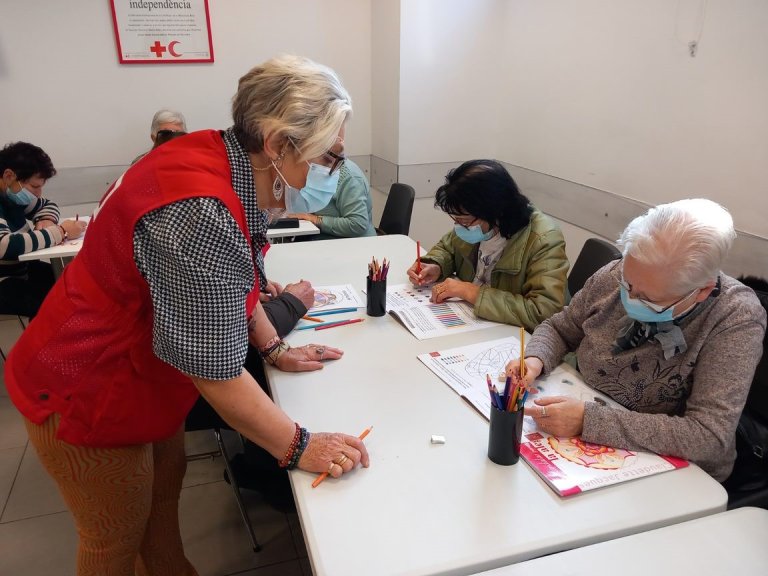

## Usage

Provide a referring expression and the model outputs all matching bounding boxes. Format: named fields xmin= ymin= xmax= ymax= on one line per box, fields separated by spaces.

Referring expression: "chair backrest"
xmin=744 ymin=284 xmax=768 ymax=423
xmin=567 ymin=238 xmax=622 ymax=297
xmin=378 ymin=183 xmax=415 ymax=236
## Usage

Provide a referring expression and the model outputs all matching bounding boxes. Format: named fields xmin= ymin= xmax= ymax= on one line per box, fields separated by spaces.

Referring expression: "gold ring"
xmin=327 ymin=462 xmax=335 ymax=474
xmin=336 ymin=454 xmax=348 ymax=466
xmin=541 ymin=406 xmax=548 ymax=418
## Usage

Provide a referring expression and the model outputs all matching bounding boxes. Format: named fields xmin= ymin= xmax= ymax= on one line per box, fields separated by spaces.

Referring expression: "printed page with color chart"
xmin=385 ymin=283 xmax=499 ymax=340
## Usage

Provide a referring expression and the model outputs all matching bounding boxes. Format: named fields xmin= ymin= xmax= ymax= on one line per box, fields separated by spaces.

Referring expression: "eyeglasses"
xmin=154 ymin=130 xmax=187 ymax=145
xmin=448 ymin=214 xmax=479 ymax=229
xmin=612 ymin=263 xmax=698 ymax=313
xmin=324 ymin=149 xmax=345 ymax=175
xmin=288 ymin=138 xmax=345 ymax=175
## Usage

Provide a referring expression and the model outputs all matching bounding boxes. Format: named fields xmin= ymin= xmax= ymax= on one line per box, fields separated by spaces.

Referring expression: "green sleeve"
xmin=316 ymin=174 xmax=375 ymax=238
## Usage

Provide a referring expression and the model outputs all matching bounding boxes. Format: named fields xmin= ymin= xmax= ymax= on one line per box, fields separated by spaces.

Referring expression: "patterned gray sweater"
xmin=525 ymin=262 xmax=766 ymax=481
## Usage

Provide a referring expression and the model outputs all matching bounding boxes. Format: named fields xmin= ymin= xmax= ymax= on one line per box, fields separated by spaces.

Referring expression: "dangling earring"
xmin=272 ymin=174 xmax=284 ymax=201
xmin=270 ymin=149 xmax=287 ymax=201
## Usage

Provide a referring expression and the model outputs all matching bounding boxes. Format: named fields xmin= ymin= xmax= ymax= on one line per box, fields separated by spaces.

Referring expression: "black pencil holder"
xmin=366 ymin=277 xmax=387 ymax=317
xmin=487 ymin=406 xmax=524 ymax=466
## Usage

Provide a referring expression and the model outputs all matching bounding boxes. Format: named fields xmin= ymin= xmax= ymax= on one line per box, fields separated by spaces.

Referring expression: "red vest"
xmin=5 ymin=131 xmax=260 ymax=447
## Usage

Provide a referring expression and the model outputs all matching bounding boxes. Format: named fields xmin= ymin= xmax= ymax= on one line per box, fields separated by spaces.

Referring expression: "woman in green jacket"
xmin=407 ymin=159 xmax=569 ymax=332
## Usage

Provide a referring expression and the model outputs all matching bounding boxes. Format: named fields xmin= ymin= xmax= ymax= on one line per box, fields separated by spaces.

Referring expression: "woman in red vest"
xmin=5 ymin=55 xmax=369 ymax=576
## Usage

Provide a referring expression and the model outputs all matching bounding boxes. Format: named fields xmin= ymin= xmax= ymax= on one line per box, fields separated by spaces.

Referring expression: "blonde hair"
xmin=618 ymin=198 xmax=736 ymax=293
xmin=232 ymin=55 xmax=352 ymax=160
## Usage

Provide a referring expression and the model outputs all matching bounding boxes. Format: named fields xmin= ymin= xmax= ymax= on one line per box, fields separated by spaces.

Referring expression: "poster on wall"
xmin=109 ymin=0 xmax=214 ymax=64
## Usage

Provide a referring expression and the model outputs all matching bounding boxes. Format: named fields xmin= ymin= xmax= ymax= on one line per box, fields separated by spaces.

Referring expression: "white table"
xmin=267 ymin=219 xmax=320 ymax=242
xmin=264 ymin=234 xmax=727 ymax=576
xmin=17 ymin=217 xmax=319 ymax=276
xmin=471 ymin=507 xmax=768 ymax=576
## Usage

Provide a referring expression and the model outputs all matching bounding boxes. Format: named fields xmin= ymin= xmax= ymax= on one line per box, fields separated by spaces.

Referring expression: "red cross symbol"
xmin=149 ymin=41 xmax=167 ymax=58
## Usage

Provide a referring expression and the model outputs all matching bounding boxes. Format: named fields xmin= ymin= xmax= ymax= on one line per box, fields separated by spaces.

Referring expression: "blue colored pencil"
xmin=306 ymin=307 xmax=358 ymax=317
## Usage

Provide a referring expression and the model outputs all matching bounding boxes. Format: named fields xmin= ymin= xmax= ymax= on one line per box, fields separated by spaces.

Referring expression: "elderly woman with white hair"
xmin=506 ymin=198 xmax=766 ymax=482
xmin=5 ymin=56 xmax=367 ymax=575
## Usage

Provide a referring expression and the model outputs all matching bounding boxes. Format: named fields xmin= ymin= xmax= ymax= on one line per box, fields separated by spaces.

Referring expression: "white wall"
xmin=0 ymin=0 xmax=372 ymax=169
xmin=498 ymin=0 xmax=768 ymax=239
xmin=398 ymin=0 xmax=504 ymax=165
xmin=371 ymin=0 xmax=400 ymax=164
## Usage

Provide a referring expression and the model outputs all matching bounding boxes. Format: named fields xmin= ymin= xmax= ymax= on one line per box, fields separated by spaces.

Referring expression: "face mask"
xmin=275 ymin=162 xmax=339 ymax=214
xmin=454 ymin=223 xmax=494 ymax=244
xmin=6 ymin=186 xmax=37 ymax=206
xmin=619 ymin=285 xmax=697 ymax=324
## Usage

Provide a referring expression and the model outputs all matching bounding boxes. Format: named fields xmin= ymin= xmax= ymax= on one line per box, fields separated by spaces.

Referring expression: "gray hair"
xmin=150 ymin=109 xmax=187 ymax=136
xmin=617 ymin=198 xmax=736 ymax=293
xmin=232 ymin=55 xmax=352 ymax=160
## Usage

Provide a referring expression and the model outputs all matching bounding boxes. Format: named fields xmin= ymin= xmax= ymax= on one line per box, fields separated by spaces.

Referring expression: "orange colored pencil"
xmin=302 ymin=315 xmax=324 ymax=323
xmin=312 ymin=426 xmax=373 ymax=488
xmin=519 ymin=326 xmax=526 ymax=380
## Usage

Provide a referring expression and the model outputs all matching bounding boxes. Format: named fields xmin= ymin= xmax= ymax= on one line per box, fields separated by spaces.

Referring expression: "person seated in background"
xmin=132 ymin=108 xmax=188 ymax=164
xmin=0 ymin=142 xmax=86 ymax=318
xmin=287 ymin=158 xmax=376 ymax=239
xmin=506 ymin=199 xmax=766 ymax=482
xmin=407 ymin=159 xmax=568 ymax=332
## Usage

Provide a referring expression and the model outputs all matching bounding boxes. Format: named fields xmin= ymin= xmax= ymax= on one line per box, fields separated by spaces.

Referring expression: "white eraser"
xmin=430 ymin=435 xmax=446 ymax=444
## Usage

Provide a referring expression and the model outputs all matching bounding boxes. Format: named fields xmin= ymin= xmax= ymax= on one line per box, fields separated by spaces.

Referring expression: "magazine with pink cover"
xmin=417 ymin=338 xmax=689 ymax=497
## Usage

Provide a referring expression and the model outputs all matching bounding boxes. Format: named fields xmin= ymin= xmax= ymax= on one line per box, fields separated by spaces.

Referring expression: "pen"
xmin=315 ymin=318 xmax=364 ymax=331
xmin=308 ymin=307 xmax=358 ymax=317
xmin=312 ymin=426 xmax=373 ymax=488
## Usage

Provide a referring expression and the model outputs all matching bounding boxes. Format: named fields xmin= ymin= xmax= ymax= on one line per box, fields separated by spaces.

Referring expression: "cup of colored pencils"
xmin=486 ymin=333 xmax=528 ymax=465
xmin=366 ymin=256 xmax=388 ymax=317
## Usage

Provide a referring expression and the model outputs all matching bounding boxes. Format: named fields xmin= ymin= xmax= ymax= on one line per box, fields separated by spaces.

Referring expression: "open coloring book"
xmin=418 ymin=336 xmax=688 ymax=496
xmin=385 ymin=283 xmax=499 ymax=340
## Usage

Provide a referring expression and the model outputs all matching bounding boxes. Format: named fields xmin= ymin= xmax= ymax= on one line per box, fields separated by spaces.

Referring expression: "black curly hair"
xmin=0 ymin=141 xmax=56 ymax=182
xmin=434 ymin=159 xmax=532 ymax=239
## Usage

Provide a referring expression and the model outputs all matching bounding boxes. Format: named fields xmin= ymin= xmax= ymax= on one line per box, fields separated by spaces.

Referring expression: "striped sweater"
xmin=0 ymin=196 xmax=63 ymax=280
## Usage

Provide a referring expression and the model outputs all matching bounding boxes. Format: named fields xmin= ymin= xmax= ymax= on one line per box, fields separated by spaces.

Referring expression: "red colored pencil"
xmin=416 ymin=241 xmax=422 ymax=275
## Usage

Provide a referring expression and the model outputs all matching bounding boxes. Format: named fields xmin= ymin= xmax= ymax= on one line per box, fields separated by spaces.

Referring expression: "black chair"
xmin=185 ymin=398 xmax=262 ymax=552
xmin=724 ymin=279 xmax=768 ymax=509
xmin=377 ymin=183 xmax=415 ymax=236
xmin=567 ymin=238 xmax=622 ymax=297
xmin=0 ymin=314 xmax=27 ymax=361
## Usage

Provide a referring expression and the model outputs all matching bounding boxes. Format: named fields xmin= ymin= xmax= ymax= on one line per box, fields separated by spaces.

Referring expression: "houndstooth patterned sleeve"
xmin=134 ymin=197 xmax=256 ymax=381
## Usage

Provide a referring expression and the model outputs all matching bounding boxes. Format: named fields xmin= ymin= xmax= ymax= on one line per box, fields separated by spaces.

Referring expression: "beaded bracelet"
xmin=288 ymin=427 xmax=310 ymax=470
xmin=279 ymin=423 xmax=310 ymax=469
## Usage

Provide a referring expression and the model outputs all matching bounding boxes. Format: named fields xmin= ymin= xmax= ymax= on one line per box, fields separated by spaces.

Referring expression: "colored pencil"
xmin=308 ymin=307 xmax=358 ymax=316
xmin=416 ymin=241 xmax=422 ymax=275
xmin=315 ymin=318 xmax=364 ymax=331
xmin=301 ymin=315 xmax=324 ymax=323
xmin=519 ymin=326 xmax=526 ymax=380
xmin=312 ymin=426 xmax=373 ymax=488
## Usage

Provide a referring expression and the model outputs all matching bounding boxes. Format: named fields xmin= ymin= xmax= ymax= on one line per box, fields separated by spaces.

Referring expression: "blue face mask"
xmin=277 ymin=162 xmax=339 ymax=214
xmin=6 ymin=186 xmax=36 ymax=206
xmin=620 ymin=285 xmax=681 ymax=323
xmin=454 ymin=223 xmax=494 ymax=244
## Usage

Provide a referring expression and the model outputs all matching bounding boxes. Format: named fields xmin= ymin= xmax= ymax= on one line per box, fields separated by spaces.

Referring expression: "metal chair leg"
xmin=215 ymin=429 xmax=262 ymax=552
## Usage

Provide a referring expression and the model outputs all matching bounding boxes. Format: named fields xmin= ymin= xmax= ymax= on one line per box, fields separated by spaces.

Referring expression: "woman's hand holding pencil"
xmin=300 ymin=427 xmax=372 ymax=487
xmin=407 ymin=260 xmax=440 ymax=286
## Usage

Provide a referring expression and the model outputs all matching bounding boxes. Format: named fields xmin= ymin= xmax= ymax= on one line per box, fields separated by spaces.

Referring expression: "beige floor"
xmin=0 ymin=318 xmax=310 ymax=576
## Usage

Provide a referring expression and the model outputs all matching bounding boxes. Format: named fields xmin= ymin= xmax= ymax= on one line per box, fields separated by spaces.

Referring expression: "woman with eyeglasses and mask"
xmin=505 ymin=199 xmax=766 ymax=482
xmin=5 ymin=55 xmax=369 ymax=575
xmin=407 ymin=159 xmax=569 ymax=332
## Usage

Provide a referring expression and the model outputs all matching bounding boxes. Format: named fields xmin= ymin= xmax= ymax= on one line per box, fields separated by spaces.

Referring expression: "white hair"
xmin=150 ymin=109 xmax=187 ymax=136
xmin=231 ymin=54 xmax=352 ymax=160
xmin=617 ymin=198 xmax=736 ymax=293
